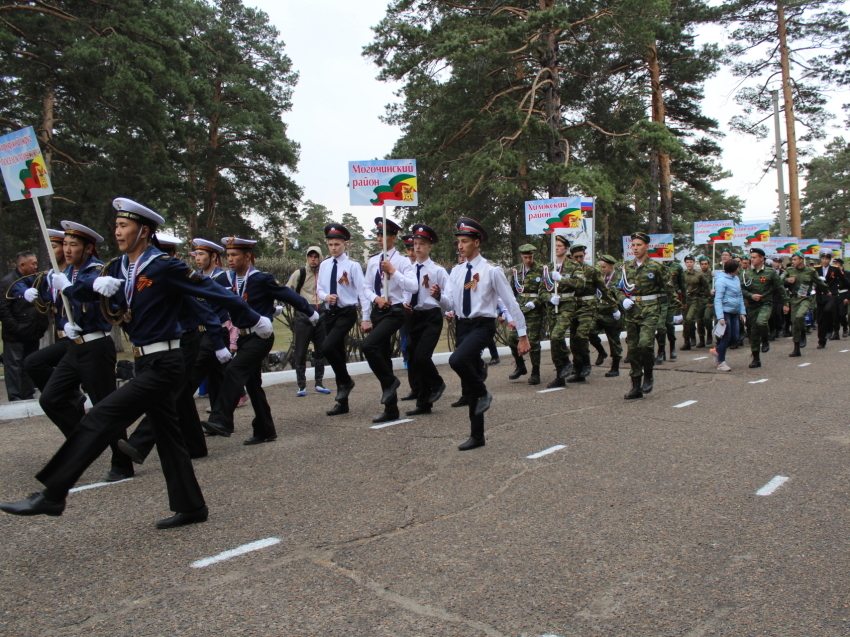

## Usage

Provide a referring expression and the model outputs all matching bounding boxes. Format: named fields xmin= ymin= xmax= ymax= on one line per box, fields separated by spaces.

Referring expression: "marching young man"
xmin=447 ymin=218 xmax=529 ymax=450
xmin=360 ymin=218 xmax=417 ymax=423
xmin=202 ymin=237 xmax=317 ymax=444
xmin=0 ymin=198 xmax=268 ymax=528
xmin=402 ymin=224 xmax=452 ymax=416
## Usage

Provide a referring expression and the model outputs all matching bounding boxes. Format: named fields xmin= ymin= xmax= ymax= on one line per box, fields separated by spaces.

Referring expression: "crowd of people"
xmin=0 ymin=200 xmax=846 ymax=529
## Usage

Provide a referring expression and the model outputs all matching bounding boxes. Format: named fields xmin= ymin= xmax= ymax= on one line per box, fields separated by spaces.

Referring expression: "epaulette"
xmin=101 ymin=256 xmax=121 ymax=275
xmin=369 ymin=251 xmax=382 ymax=258
xmin=185 ymin=269 xmax=202 ymax=283
xmin=158 ymin=254 xmax=170 ymax=259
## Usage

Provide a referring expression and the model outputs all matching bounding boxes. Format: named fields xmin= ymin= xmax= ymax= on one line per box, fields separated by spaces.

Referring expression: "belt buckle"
xmin=74 ymin=336 xmax=83 ymax=345
xmin=133 ymin=346 xmax=142 ymax=357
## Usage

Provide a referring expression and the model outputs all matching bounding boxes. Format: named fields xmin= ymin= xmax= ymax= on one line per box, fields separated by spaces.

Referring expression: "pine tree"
xmin=800 ymin=137 xmax=850 ymax=239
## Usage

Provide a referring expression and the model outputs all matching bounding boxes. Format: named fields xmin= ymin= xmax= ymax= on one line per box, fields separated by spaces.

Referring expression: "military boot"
xmin=605 ymin=358 xmax=620 ymax=377
xmin=789 ymin=343 xmax=801 ymax=357
xmin=624 ymin=376 xmax=643 ymax=399
xmin=593 ymin=344 xmax=607 ymax=366
xmin=527 ymin=365 xmax=541 ymax=385
xmin=799 ymin=333 xmax=807 ymax=348
xmin=680 ymin=337 xmax=692 ymax=351
xmin=508 ymin=354 xmax=527 ymax=380
xmin=580 ymin=356 xmax=592 ymax=378
xmin=557 ymin=360 xmax=574 ymax=379
xmin=546 ymin=372 xmax=565 ymax=388
xmin=830 ymin=330 xmax=840 ymax=341
xmin=668 ymin=336 xmax=677 ymax=360
xmin=706 ymin=333 xmax=713 ymax=346
xmin=749 ymin=351 xmax=761 ymax=368
xmin=655 ymin=346 xmax=665 ymax=365
xmin=641 ymin=366 xmax=654 ymax=394
xmin=566 ymin=366 xmax=585 ymax=383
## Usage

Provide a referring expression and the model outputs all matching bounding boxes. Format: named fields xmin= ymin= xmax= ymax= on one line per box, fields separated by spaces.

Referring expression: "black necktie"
xmin=374 ymin=255 xmax=383 ymax=296
xmin=463 ymin=263 xmax=472 ymax=316
xmin=411 ymin=263 xmax=423 ymax=308
xmin=330 ymin=258 xmax=338 ymax=296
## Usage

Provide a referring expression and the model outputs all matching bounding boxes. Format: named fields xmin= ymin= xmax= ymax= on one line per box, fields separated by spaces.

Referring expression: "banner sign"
xmin=799 ymin=239 xmax=821 ymax=257
xmin=732 ymin=223 xmax=770 ymax=247
xmin=694 ymin=220 xmax=734 ymax=245
xmin=348 ymin=159 xmax=417 ymax=207
xmin=821 ymin=240 xmax=842 ymax=258
xmin=844 ymin=244 xmax=850 ymax=259
xmin=0 ymin=126 xmax=53 ymax=201
xmin=749 ymin=237 xmax=800 ymax=257
xmin=622 ymin=234 xmax=674 ymax=261
xmin=524 ymin=196 xmax=594 ymax=235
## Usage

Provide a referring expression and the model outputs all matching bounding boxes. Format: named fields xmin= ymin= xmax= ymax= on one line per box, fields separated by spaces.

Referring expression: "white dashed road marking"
xmin=370 ymin=418 xmax=413 ymax=429
xmin=748 ymin=379 xmax=769 ymax=384
xmin=673 ymin=400 xmax=697 ymax=408
xmin=692 ymin=356 xmax=708 ymax=360
xmin=756 ymin=476 xmax=790 ymax=496
xmin=191 ymin=537 xmax=281 ymax=568
xmin=798 ymin=363 xmax=811 ymax=367
xmin=69 ymin=478 xmax=133 ymax=493
xmin=527 ymin=445 xmax=566 ymax=459
xmin=537 ymin=387 xmax=565 ymax=393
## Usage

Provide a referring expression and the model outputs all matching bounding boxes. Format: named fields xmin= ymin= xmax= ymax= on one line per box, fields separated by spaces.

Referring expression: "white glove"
xmin=309 ymin=310 xmax=320 ymax=325
xmin=273 ymin=305 xmax=284 ymax=317
xmin=23 ymin=288 xmax=39 ymax=303
xmin=215 ymin=347 xmax=232 ymax=363
xmin=93 ymin=276 xmax=123 ymax=297
xmin=551 ymin=271 xmax=562 ymax=282
xmin=550 ymin=295 xmax=560 ymax=306
xmin=622 ymin=298 xmax=635 ymax=310
xmin=254 ymin=316 xmax=273 ymax=338
xmin=64 ymin=322 xmax=82 ymax=339
xmin=52 ymin=272 xmax=71 ymax=292
xmin=673 ymin=314 xmax=683 ymax=325
xmin=524 ymin=301 xmax=535 ymax=309
xmin=613 ymin=310 xmax=621 ymax=320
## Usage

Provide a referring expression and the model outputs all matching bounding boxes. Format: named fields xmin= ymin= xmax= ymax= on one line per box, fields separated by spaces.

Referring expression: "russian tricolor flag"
xmin=580 ymin=197 xmax=594 ymax=212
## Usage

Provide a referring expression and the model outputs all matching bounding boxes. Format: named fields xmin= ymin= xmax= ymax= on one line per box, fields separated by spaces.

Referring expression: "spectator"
xmin=0 ymin=251 xmax=48 ymax=400
xmin=711 ymin=259 xmax=746 ymax=372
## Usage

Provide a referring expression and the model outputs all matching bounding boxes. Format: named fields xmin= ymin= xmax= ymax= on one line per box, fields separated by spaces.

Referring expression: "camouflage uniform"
xmin=698 ymin=259 xmax=715 ymax=346
xmin=741 ymin=265 xmax=788 ymax=357
xmin=655 ymin=261 xmax=685 ymax=360
xmin=593 ymin=263 xmax=624 ymax=361
xmin=682 ymin=266 xmax=709 ymax=348
xmin=782 ymin=263 xmax=828 ymax=347
xmin=547 ymin=259 xmax=579 ymax=375
xmin=507 ymin=260 xmax=550 ymax=377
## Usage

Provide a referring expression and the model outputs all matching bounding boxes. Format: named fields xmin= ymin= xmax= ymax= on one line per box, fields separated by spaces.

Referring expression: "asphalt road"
xmin=1 ymin=337 xmax=848 ymax=637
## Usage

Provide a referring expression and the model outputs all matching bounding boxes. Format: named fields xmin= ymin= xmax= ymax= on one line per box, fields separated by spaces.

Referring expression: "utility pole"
xmin=771 ymin=90 xmax=788 ymax=237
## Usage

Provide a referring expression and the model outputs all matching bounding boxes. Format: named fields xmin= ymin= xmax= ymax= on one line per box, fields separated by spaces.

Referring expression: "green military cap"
xmin=792 ymin=250 xmax=804 ymax=258
xmin=599 ymin=254 xmax=617 ymax=264
xmin=697 ymin=255 xmax=709 ymax=262
xmin=518 ymin=243 xmax=536 ymax=254
xmin=569 ymin=244 xmax=587 ymax=255
xmin=684 ymin=254 xmax=695 ymax=261
xmin=631 ymin=231 xmax=651 ymax=243
xmin=749 ymin=247 xmax=765 ymax=257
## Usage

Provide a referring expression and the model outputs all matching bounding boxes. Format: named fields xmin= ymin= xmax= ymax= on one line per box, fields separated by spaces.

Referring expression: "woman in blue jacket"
xmin=713 ymin=259 xmax=747 ymax=371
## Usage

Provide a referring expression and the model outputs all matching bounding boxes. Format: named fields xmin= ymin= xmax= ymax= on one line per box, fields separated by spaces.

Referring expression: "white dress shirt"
xmin=403 ymin=257 xmax=453 ymax=312
xmin=316 ymin=253 xmax=365 ymax=310
xmin=361 ymin=248 xmax=417 ymax=320
xmin=448 ymin=254 xmax=527 ymax=336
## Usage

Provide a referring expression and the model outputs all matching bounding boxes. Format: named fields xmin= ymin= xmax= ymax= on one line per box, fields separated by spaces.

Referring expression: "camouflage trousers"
xmin=508 ymin=309 xmax=543 ymax=367
xmin=592 ymin=312 xmax=623 ymax=359
xmin=655 ymin=297 xmax=676 ymax=347
xmin=746 ymin=302 xmax=772 ymax=353
xmin=624 ymin=300 xmax=662 ymax=378
xmin=569 ymin=300 xmax=599 ymax=364
xmin=547 ymin=300 xmax=576 ymax=368
xmin=789 ymin=297 xmax=813 ymax=344
xmin=684 ymin=297 xmax=706 ymax=341
xmin=698 ymin=301 xmax=714 ymax=340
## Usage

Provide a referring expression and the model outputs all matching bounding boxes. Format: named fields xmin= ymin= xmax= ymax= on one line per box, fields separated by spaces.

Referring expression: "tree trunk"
xmin=777 ymin=0 xmax=801 ymax=238
xmin=187 ymin=102 xmax=198 ymax=238
xmin=648 ymin=151 xmax=659 ymax=233
xmin=203 ymin=75 xmax=222 ymax=230
xmin=38 ymin=85 xmax=55 ymax=266
xmin=647 ymin=42 xmax=672 ymax=233
xmin=541 ymin=0 xmax=567 ymax=199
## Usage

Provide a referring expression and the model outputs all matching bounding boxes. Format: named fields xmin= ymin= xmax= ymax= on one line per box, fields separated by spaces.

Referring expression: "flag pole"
xmin=31 ymin=196 xmax=74 ymax=323
xmin=382 ymin=204 xmax=388 ymax=299
xmin=551 ymin=232 xmax=559 ymax=314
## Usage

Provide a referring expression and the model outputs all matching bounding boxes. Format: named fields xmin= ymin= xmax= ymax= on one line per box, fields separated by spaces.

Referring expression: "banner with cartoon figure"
xmin=799 ymin=239 xmax=821 ymax=257
xmin=524 ymin=197 xmax=593 ymax=234
xmin=0 ymin=127 xmax=53 ymax=201
xmin=694 ymin=220 xmax=734 ymax=245
xmin=821 ymin=240 xmax=842 ymax=258
xmin=732 ymin=223 xmax=770 ymax=247
xmin=622 ymin=234 xmax=674 ymax=262
xmin=749 ymin=237 xmax=800 ymax=257
xmin=348 ymin=159 xmax=417 ymax=206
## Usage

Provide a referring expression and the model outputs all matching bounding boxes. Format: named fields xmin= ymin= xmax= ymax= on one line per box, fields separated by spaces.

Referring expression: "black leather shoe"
xmin=380 ymin=377 xmax=401 ymax=405
xmin=557 ymin=362 xmax=573 ymax=379
xmin=566 ymin=375 xmax=586 ymax=383
xmin=654 ymin=352 xmax=664 ymax=365
xmin=155 ymin=506 xmax=209 ymax=529
xmin=372 ymin=411 xmax=400 ymax=424
xmin=595 ymin=351 xmax=607 ymax=366
xmin=508 ymin=362 xmax=527 ymax=380
xmin=458 ymin=436 xmax=485 ymax=451
xmin=527 ymin=369 xmax=540 ymax=385
xmin=451 ymin=396 xmax=469 ymax=408
xmin=118 ymin=439 xmax=145 ymax=465
xmin=749 ymin=357 xmax=761 ymax=368
xmin=680 ymin=342 xmax=692 ymax=351
xmin=789 ymin=344 xmax=801 ymax=357
xmin=335 ymin=380 xmax=355 ymax=402
xmin=201 ymin=420 xmax=231 ymax=437
xmin=0 ymin=492 xmax=66 ymax=517
xmin=406 ymin=406 xmax=432 ymax=416
xmin=243 ymin=436 xmax=277 ymax=445
xmin=105 ymin=469 xmax=133 ymax=482
xmin=326 ymin=402 xmax=349 ymax=416
xmin=830 ymin=332 xmax=840 ymax=341
xmin=817 ymin=342 xmax=826 ymax=349
xmin=489 ymin=356 xmax=501 ymax=365
xmin=761 ymin=342 xmax=770 ymax=353
xmin=546 ymin=376 xmax=565 ymax=388
xmin=474 ymin=392 xmax=492 ymax=416
xmin=400 ymin=391 xmax=417 ymax=401
xmin=481 ymin=362 xmax=489 ymax=382
xmin=696 ymin=341 xmax=705 ymax=349
xmin=641 ymin=373 xmax=654 ymax=394
xmin=580 ymin=363 xmax=592 ymax=378
xmin=428 ymin=382 xmax=446 ymax=404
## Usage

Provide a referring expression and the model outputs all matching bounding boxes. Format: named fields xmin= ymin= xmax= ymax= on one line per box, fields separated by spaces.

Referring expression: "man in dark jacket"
xmin=0 ymin=251 xmax=49 ymax=400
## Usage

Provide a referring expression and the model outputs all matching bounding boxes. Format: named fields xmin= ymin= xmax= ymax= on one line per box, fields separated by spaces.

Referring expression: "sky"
xmin=249 ymin=0 xmax=849 ymax=232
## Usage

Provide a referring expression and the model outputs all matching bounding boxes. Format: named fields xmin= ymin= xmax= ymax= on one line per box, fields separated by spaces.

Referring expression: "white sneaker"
xmin=717 ymin=362 xmax=731 ymax=372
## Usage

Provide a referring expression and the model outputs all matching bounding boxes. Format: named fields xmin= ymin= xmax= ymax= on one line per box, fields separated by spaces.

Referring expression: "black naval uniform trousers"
xmin=207 ymin=270 xmax=310 ymax=439
xmin=450 ymin=317 xmax=495 ymax=438
xmin=816 ymin=266 xmax=848 ymax=343
xmin=188 ymin=268 xmax=231 ymax=406
xmin=36 ymin=249 xmax=262 ymax=513
xmin=406 ymin=263 xmax=446 ymax=409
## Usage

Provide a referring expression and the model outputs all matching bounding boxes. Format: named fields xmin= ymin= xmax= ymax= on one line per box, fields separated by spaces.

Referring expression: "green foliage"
xmin=801 ymin=137 xmax=850 ymax=239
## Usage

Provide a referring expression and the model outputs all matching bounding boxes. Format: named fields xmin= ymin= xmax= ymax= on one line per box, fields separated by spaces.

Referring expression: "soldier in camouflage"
xmin=593 ymin=254 xmax=624 ymax=377
xmin=655 ymin=259 xmax=686 ymax=363
xmin=681 ymin=255 xmax=709 ymax=351
xmin=544 ymin=236 xmax=577 ymax=388
xmin=782 ymin=250 xmax=829 ymax=357
xmin=697 ymin=255 xmax=714 ymax=347
xmin=507 ymin=244 xmax=550 ymax=385
xmin=741 ymin=247 xmax=789 ymax=368
xmin=620 ymin=232 xmax=678 ymax=399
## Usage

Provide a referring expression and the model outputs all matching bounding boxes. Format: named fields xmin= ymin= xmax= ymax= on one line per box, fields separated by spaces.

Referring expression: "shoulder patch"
xmin=186 ymin=269 xmax=202 ymax=283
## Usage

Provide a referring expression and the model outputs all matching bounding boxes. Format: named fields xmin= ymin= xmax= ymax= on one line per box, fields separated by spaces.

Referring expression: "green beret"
xmin=792 ymin=250 xmax=804 ymax=258
xmin=518 ymin=243 xmax=536 ymax=254
xmin=631 ymin=232 xmax=651 ymax=243
xmin=684 ymin=254 xmax=695 ymax=261
xmin=570 ymin=244 xmax=587 ymax=255
xmin=697 ymin=255 xmax=709 ymax=262
xmin=599 ymin=254 xmax=617 ymax=264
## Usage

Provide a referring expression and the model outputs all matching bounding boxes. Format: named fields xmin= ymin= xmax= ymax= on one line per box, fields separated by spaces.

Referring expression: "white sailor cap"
xmin=221 ymin=237 xmax=257 ymax=249
xmin=155 ymin=233 xmax=182 ymax=247
xmin=112 ymin=197 xmax=165 ymax=228
xmin=47 ymin=229 xmax=65 ymax=241
xmin=192 ymin=238 xmax=225 ymax=254
xmin=61 ymin=220 xmax=104 ymax=244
